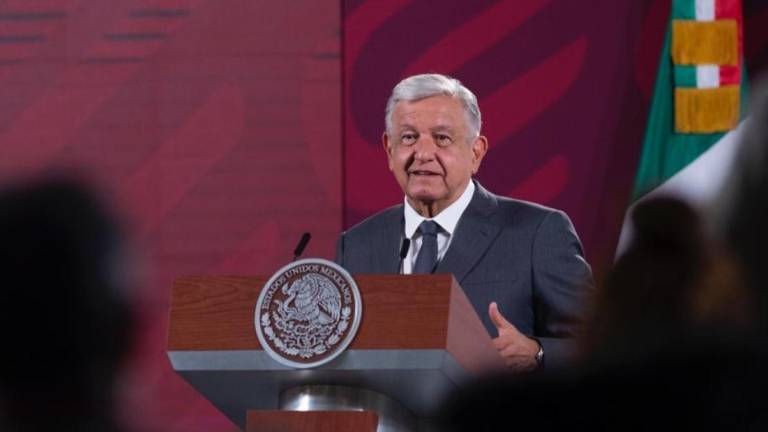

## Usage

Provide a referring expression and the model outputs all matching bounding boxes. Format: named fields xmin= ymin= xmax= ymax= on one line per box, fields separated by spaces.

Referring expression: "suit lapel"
xmin=436 ymin=183 xmax=502 ymax=283
xmin=373 ymin=207 xmax=405 ymax=274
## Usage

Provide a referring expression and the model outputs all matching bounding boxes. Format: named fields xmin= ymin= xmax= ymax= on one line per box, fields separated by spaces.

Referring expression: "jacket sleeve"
xmin=531 ymin=210 xmax=595 ymax=369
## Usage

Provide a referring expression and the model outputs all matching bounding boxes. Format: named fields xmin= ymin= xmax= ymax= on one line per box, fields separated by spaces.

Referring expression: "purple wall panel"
xmin=0 ymin=1 xmax=340 ymax=430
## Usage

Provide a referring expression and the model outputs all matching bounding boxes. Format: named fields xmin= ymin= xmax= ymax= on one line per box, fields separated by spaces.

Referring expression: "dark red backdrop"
xmin=0 ymin=0 xmax=766 ymax=430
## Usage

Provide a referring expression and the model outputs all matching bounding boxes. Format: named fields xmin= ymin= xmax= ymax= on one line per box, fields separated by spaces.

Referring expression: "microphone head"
xmin=399 ymin=237 xmax=411 ymax=259
xmin=293 ymin=232 xmax=312 ymax=259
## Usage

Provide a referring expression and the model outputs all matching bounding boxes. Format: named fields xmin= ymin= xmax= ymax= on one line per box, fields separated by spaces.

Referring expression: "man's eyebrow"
xmin=430 ymin=125 xmax=454 ymax=133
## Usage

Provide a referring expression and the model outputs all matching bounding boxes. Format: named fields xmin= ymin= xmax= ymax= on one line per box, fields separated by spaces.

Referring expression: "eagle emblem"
xmin=254 ymin=258 xmax=361 ymax=368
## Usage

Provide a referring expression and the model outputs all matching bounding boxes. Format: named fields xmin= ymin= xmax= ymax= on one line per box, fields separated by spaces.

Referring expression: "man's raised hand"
xmin=489 ymin=302 xmax=540 ymax=372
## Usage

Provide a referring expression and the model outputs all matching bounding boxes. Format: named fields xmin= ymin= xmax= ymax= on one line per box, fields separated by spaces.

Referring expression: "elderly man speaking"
xmin=336 ymin=74 xmax=594 ymax=372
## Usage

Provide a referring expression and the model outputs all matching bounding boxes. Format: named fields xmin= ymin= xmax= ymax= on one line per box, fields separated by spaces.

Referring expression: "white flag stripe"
xmin=696 ymin=0 xmax=716 ymax=21
xmin=616 ymin=119 xmax=747 ymax=257
xmin=697 ymin=64 xmax=720 ymax=88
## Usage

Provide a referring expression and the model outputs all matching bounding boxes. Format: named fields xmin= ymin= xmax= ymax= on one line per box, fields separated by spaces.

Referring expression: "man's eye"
xmin=436 ymin=134 xmax=453 ymax=146
xmin=401 ymin=134 xmax=417 ymax=145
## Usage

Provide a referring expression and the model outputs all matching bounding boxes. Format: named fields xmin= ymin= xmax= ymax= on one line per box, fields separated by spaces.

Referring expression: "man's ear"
xmin=471 ymin=135 xmax=489 ymax=174
xmin=383 ymin=132 xmax=395 ymax=171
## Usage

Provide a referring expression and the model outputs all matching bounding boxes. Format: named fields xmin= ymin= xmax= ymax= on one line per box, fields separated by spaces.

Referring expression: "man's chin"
xmin=406 ymin=189 xmax=446 ymax=205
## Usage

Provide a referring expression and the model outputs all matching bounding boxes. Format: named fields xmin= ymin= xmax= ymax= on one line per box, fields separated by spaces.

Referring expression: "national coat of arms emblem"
xmin=254 ymin=258 xmax=362 ymax=368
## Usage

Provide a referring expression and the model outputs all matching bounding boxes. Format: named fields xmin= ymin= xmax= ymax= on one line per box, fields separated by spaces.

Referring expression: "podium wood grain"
xmin=168 ymin=274 xmax=502 ymax=373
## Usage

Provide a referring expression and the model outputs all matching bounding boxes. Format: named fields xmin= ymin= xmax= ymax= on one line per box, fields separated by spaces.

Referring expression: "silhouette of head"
xmin=0 ymin=177 xmax=134 ymax=429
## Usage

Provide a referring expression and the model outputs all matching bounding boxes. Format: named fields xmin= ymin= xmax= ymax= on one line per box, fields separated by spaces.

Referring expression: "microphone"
xmin=398 ymin=238 xmax=410 ymax=273
xmin=293 ymin=232 xmax=311 ymax=261
xmin=399 ymin=238 xmax=411 ymax=260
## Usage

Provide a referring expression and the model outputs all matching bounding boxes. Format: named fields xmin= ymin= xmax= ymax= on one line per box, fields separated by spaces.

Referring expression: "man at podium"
xmin=336 ymin=74 xmax=594 ymax=372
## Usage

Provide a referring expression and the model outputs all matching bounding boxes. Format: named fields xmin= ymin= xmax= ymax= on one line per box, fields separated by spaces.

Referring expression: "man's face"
xmin=384 ymin=95 xmax=488 ymax=216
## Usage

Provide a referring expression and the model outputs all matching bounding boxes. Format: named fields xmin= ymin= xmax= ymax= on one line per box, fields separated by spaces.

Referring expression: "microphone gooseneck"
xmin=293 ymin=232 xmax=312 ymax=261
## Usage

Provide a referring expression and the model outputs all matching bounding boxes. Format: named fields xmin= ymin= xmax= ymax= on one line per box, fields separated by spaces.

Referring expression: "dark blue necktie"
xmin=413 ymin=220 xmax=439 ymax=274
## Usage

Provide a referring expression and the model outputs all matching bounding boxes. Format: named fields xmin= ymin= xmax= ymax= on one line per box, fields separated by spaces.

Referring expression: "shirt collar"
xmin=404 ymin=180 xmax=475 ymax=238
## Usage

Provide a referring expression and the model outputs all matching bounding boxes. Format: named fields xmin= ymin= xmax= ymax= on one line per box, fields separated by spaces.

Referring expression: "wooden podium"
xmin=167 ymin=273 xmax=503 ymax=431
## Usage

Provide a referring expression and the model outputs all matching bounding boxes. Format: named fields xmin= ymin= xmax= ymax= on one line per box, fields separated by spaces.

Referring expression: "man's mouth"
xmin=409 ymin=170 xmax=441 ymax=176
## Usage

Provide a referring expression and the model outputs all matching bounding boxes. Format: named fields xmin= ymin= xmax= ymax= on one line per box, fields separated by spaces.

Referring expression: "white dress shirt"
xmin=402 ymin=181 xmax=475 ymax=274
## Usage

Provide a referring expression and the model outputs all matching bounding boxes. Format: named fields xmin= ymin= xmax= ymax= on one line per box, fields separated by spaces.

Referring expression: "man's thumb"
xmin=489 ymin=302 xmax=513 ymax=330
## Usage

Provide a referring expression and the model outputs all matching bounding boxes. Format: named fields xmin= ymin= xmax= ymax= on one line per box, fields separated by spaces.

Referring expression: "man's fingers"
xmin=491 ymin=335 xmax=507 ymax=350
xmin=488 ymin=302 xmax=513 ymax=330
xmin=499 ymin=344 xmax=526 ymax=358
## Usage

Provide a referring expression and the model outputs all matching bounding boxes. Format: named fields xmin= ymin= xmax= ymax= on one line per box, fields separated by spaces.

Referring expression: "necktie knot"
xmin=418 ymin=220 xmax=439 ymax=236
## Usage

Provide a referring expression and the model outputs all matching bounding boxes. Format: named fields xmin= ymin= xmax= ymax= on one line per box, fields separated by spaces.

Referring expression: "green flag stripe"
xmin=631 ymin=21 xmax=724 ymax=200
xmin=672 ymin=0 xmax=696 ymax=20
xmin=674 ymin=65 xmax=698 ymax=87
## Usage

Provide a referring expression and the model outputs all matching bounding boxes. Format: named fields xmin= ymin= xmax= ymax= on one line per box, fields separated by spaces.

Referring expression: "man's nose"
xmin=413 ymin=136 xmax=437 ymax=160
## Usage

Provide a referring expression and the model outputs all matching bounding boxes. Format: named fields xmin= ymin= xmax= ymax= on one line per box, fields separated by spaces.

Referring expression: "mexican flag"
xmin=616 ymin=0 xmax=749 ymax=255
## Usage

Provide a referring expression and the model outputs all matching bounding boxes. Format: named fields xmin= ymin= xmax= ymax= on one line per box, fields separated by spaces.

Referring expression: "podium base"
xmin=246 ymin=410 xmax=378 ymax=432
xmin=279 ymin=385 xmax=417 ymax=432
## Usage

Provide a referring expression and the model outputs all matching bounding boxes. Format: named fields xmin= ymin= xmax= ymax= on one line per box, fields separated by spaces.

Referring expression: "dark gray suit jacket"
xmin=336 ymin=182 xmax=594 ymax=368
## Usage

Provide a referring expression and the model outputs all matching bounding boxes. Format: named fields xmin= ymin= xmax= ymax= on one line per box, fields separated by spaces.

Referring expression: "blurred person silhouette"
xmin=437 ymin=196 xmax=760 ymax=430
xmin=583 ymin=196 xmax=750 ymax=363
xmin=576 ymin=196 xmax=760 ymax=429
xmin=0 ymin=176 xmax=136 ymax=432
xmin=715 ymin=78 xmax=768 ymax=333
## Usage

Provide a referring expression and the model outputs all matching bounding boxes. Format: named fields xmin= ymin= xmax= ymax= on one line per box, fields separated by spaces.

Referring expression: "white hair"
xmin=385 ymin=73 xmax=482 ymax=138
